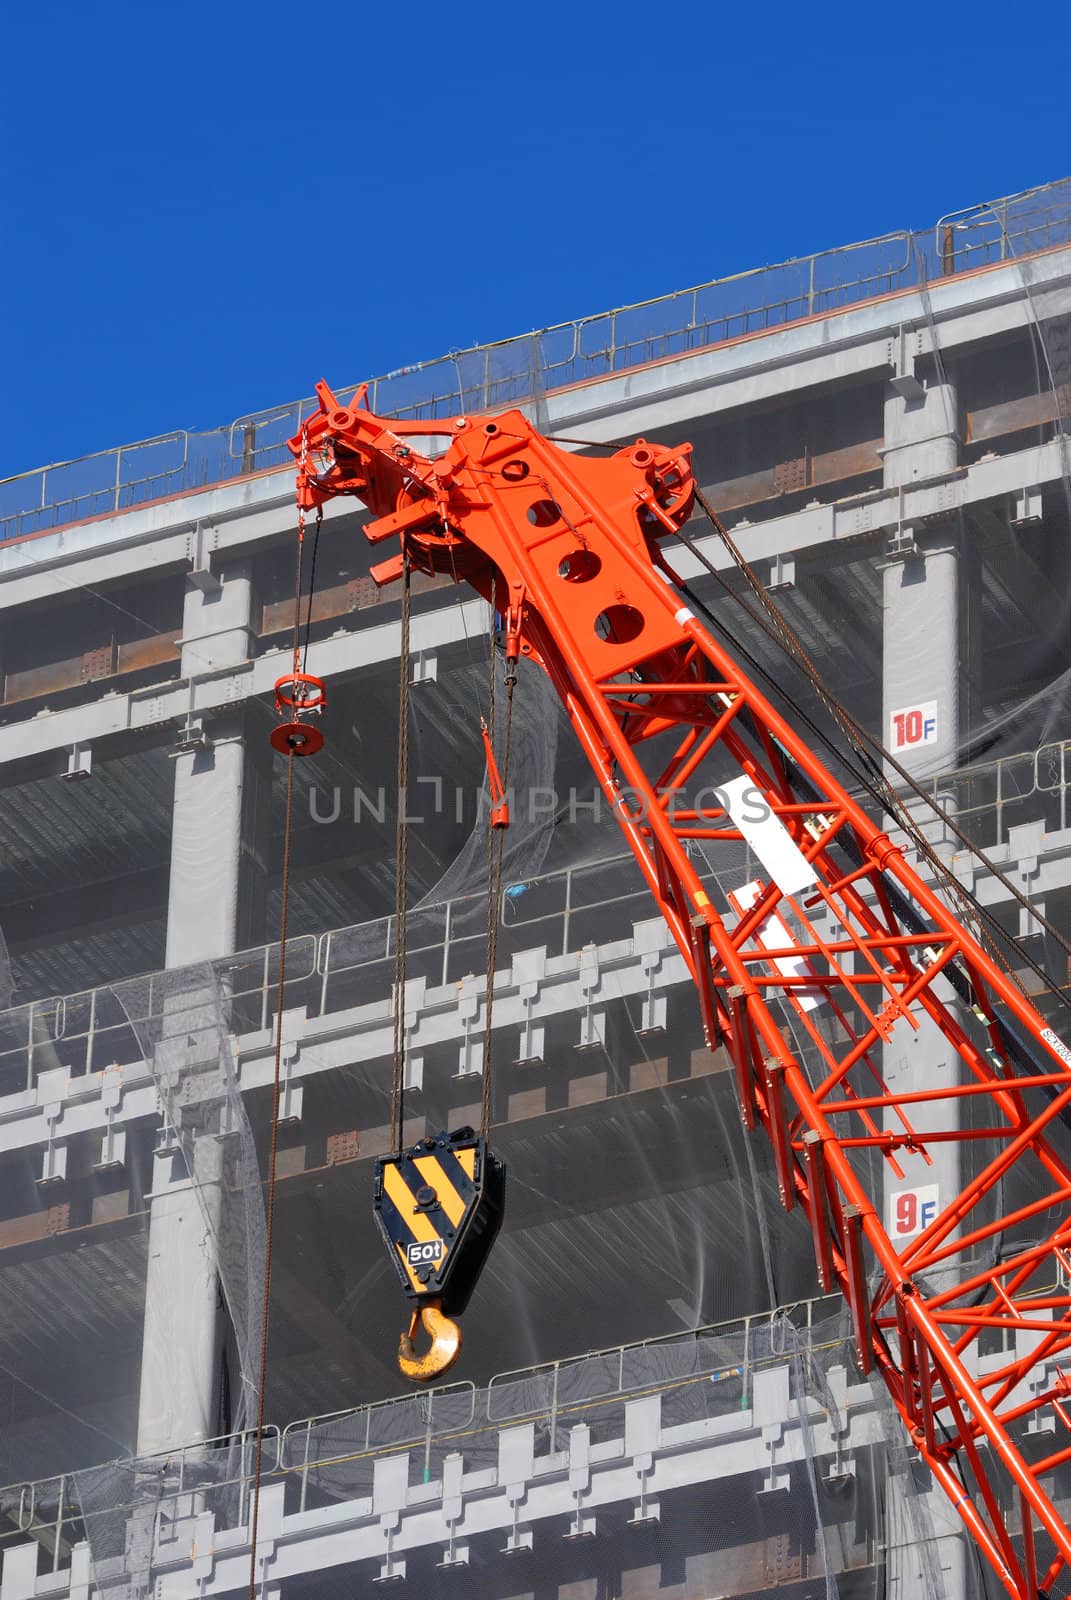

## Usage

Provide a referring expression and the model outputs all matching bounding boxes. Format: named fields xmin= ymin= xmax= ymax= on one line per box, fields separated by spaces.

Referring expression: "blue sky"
xmin=3 ymin=1 xmax=1068 ymax=477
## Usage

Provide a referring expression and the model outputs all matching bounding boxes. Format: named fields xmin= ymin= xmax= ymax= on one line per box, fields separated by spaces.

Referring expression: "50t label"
xmin=405 ymin=1240 xmax=444 ymax=1267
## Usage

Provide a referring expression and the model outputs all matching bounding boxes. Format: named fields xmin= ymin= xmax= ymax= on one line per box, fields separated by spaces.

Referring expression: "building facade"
xmin=0 ymin=180 xmax=1069 ymax=1598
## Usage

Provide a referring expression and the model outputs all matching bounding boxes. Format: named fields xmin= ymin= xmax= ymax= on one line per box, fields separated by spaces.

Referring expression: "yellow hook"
xmin=398 ymin=1299 xmax=462 ymax=1383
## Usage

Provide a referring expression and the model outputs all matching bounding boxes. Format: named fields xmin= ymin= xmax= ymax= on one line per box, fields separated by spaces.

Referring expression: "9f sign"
xmin=888 ymin=1184 xmax=939 ymax=1241
xmin=890 ymin=700 xmax=938 ymax=753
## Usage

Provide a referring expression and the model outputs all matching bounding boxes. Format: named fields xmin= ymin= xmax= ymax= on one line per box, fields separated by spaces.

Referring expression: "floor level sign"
xmin=889 ymin=700 xmax=938 ymax=753
xmin=888 ymin=1183 xmax=940 ymax=1241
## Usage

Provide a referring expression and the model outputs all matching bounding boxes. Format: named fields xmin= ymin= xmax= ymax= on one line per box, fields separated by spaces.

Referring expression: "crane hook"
xmin=397 ymin=1299 xmax=462 ymax=1382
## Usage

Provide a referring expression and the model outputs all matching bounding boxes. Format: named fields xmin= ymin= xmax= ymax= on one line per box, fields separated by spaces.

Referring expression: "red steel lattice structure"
xmin=292 ymin=383 xmax=1071 ymax=1600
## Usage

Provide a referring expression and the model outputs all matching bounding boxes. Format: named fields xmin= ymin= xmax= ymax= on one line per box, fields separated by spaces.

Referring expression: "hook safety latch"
xmin=480 ymin=716 xmax=510 ymax=829
xmin=398 ymin=1299 xmax=462 ymax=1382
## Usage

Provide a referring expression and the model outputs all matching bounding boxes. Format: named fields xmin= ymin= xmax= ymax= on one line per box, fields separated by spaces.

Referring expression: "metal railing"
xmin=280 ymin=1382 xmax=476 ymax=1514
xmin=3 ymin=1265 xmax=1056 ymax=1565
xmin=0 ymin=1299 xmax=845 ymax=1564
xmin=3 ymin=178 xmax=1069 ymax=544
xmin=0 ymin=1425 xmax=280 ymax=1566
xmin=0 ymin=850 xmax=673 ymax=1094
xmin=936 ymin=180 xmax=1071 ymax=273
xmin=2 ymin=735 xmax=1070 ymax=1097
xmin=911 ymin=736 xmax=1071 ymax=843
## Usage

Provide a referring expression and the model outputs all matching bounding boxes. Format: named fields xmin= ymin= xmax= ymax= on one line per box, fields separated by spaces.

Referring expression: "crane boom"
xmin=291 ymin=382 xmax=1071 ymax=1600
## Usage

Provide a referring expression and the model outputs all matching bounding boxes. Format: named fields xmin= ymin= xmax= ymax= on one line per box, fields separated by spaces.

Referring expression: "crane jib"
xmin=292 ymin=384 xmax=1071 ymax=1600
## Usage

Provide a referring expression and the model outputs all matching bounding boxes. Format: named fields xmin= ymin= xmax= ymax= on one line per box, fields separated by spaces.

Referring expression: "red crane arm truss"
xmin=292 ymin=383 xmax=1071 ymax=1599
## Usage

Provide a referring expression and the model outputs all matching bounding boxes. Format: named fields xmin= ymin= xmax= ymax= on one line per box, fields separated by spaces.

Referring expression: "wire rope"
xmin=301 ymin=506 xmax=323 ymax=674
xmin=672 ymin=490 xmax=1071 ymax=1013
xmin=480 ymin=601 xmax=516 ymax=1138
xmin=539 ymin=423 xmax=1071 ymax=1001
xmin=390 ymin=549 xmax=412 ymax=1156
xmin=246 ymin=513 xmax=305 ymax=1600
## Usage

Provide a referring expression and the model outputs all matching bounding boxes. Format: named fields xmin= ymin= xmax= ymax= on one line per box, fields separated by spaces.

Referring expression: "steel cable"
xmin=247 ymin=515 xmax=305 ymax=1600
xmin=678 ymin=564 xmax=1066 ymax=1013
xmin=301 ymin=506 xmax=322 ymax=674
xmin=480 ymin=622 xmax=516 ymax=1139
xmin=677 ymin=489 xmax=1071 ymax=1013
xmin=391 ymin=550 xmax=412 ymax=1156
xmin=538 ymin=428 xmax=1071 ymax=1000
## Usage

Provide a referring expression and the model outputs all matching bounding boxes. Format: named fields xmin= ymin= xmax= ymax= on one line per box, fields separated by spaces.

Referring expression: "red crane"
xmin=289 ymin=382 xmax=1071 ymax=1600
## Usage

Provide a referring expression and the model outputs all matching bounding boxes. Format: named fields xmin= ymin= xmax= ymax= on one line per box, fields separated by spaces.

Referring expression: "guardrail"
xmin=0 ymin=1425 xmax=280 ymax=1568
xmin=0 ymin=1301 xmax=845 ymax=1562
xmin=280 ymin=1382 xmax=476 ymax=1515
xmin=7 ymin=1267 xmax=1056 ymax=1563
xmin=914 ymin=737 xmax=1071 ymax=842
xmin=3 ymin=178 xmax=1068 ymax=544
xmin=0 ymin=848 xmax=683 ymax=1094
xmin=2 ymin=736 xmax=1070 ymax=1095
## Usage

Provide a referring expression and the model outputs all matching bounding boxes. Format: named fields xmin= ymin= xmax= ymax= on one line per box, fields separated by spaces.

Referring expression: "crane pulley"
xmin=291 ymin=381 xmax=1071 ymax=1600
xmin=373 ymin=1126 xmax=507 ymax=1380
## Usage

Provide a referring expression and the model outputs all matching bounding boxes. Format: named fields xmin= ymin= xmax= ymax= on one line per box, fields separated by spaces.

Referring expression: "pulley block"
xmin=373 ymin=1126 xmax=506 ymax=1379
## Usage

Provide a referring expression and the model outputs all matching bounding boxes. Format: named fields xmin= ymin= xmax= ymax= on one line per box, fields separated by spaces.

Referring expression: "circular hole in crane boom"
xmin=595 ymin=604 xmax=644 ymax=644
xmin=558 ymin=549 xmax=601 ymax=583
xmin=527 ymin=499 xmax=562 ymax=527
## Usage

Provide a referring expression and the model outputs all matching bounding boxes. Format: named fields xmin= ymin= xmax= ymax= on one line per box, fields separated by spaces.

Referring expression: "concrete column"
xmin=164 ymin=706 xmax=271 ymax=966
xmin=137 ymin=563 xmax=268 ymax=1456
xmin=882 ymin=532 xmax=964 ymax=835
xmin=881 ymin=528 xmax=972 ymax=1232
xmin=880 ymin=363 xmax=970 ymax=1600
xmin=137 ymin=1145 xmax=224 ymax=1454
xmin=882 ymin=352 xmax=959 ymax=489
xmin=166 ymin=565 xmax=266 ymax=966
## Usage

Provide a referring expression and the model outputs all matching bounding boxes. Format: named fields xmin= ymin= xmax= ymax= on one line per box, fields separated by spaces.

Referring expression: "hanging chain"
xmin=481 ymin=594 xmax=516 ymax=1140
xmin=390 ymin=547 xmax=412 ymax=1155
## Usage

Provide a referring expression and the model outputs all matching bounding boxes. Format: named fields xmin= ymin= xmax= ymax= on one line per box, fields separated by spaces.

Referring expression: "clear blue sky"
xmin=3 ymin=1 xmax=1068 ymax=477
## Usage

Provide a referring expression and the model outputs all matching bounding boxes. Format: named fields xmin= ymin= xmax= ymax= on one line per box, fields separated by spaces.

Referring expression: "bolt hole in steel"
xmin=527 ymin=498 xmax=562 ymax=527
xmin=558 ymin=549 xmax=601 ymax=583
xmin=501 ymin=460 xmax=529 ymax=481
xmin=595 ymin=604 xmax=644 ymax=644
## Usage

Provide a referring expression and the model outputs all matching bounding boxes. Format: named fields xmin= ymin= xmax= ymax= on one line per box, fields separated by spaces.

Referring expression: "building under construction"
xmin=1 ymin=178 xmax=1071 ymax=1598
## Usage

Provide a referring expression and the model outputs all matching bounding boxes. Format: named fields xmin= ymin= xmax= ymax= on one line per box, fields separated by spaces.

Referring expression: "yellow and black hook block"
xmin=373 ymin=1126 xmax=506 ymax=1382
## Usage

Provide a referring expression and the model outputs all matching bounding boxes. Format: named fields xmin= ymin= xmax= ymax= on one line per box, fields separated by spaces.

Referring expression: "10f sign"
xmin=890 ymin=700 xmax=938 ymax=752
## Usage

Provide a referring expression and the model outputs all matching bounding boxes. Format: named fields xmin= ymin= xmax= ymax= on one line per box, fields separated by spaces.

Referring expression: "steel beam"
xmin=0 ymin=438 xmax=1064 ymax=776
